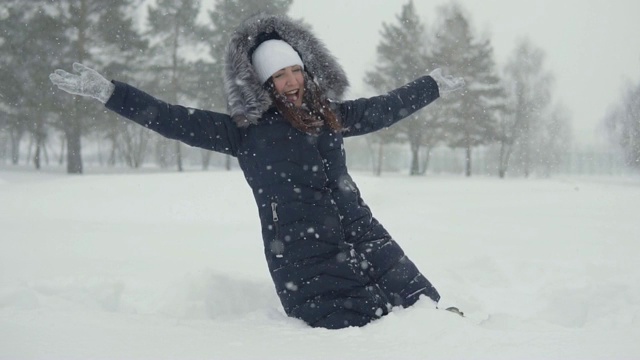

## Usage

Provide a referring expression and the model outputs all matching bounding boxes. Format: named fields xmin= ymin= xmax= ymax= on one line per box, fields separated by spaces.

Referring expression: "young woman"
xmin=50 ymin=14 xmax=464 ymax=329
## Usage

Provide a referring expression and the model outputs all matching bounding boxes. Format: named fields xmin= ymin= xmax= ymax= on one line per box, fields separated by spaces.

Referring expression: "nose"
xmin=282 ymin=69 xmax=296 ymax=85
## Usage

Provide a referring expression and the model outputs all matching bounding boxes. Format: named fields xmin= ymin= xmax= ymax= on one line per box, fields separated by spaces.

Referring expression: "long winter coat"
xmin=105 ymin=14 xmax=442 ymax=329
xmin=105 ymin=76 xmax=441 ymax=328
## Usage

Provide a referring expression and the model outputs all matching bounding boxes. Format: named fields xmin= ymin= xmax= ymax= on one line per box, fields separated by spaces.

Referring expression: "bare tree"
xmin=538 ymin=104 xmax=572 ymax=176
xmin=605 ymin=81 xmax=640 ymax=169
xmin=115 ymin=121 xmax=151 ymax=168
xmin=500 ymin=38 xmax=554 ymax=177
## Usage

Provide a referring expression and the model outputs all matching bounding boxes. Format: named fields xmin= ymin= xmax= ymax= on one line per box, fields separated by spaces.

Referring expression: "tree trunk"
xmin=108 ymin=135 xmax=117 ymax=167
xmin=225 ymin=154 xmax=232 ymax=171
xmin=66 ymin=119 xmax=83 ymax=174
xmin=419 ymin=146 xmax=431 ymax=175
xmin=498 ymin=141 xmax=509 ymax=178
xmin=175 ymin=140 xmax=183 ymax=172
xmin=171 ymin=18 xmax=183 ymax=173
xmin=201 ymin=150 xmax=211 ymax=170
xmin=523 ymin=144 xmax=530 ymax=177
xmin=156 ymin=138 xmax=170 ymax=168
xmin=42 ymin=141 xmax=50 ymax=166
xmin=409 ymin=141 xmax=420 ymax=176
xmin=10 ymin=129 xmax=21 ymax=165
xmin=66 ymin=0 xmax=87 ymax=174
xmin=375 ymin=141 xmax=384 ymax=177
xmin=26 ymin=136 xmax=33 ymax=166
xmin=33 ymin=122 xmax=45 ymax=170
xmin=34 ymin=143 xmax=41 ymax=170
xmin=59 ymin=135 xmax=65 ymax=165
xmin=522 ymin=125 xmax=531 ymax=178
xmin=465 ymin=145 xmax=472 ymax=177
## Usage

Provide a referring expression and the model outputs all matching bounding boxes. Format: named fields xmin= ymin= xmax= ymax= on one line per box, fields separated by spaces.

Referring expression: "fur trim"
xmin=224 ymin=14 xmax=349 ymax=127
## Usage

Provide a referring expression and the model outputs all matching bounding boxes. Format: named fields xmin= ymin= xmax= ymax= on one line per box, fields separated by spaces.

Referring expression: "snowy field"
xmin=1 ymin=168 xmax=639 ymax=359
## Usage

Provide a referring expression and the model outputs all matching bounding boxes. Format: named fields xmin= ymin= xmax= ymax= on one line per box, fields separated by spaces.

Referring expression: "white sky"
xmin=284 ymin=0 xmax=640 ymax=148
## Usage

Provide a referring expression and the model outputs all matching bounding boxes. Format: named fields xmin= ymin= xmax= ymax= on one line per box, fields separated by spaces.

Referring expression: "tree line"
xmin=0 ymin=0 xmax=291 ymax=174
xmin=365 ymin=1 xmax=572 ymax=177
xmin=0 ymin=0 xmax=581 ymax=177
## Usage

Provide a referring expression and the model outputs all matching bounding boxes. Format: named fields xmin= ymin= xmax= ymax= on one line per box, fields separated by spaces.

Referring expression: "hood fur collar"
xmin=224 ymin=14 xmax=349 ymax=127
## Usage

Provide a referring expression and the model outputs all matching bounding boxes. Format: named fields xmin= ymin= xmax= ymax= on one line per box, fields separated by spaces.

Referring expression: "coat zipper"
xmin=271 ymin=202 xmax=283 ymax=258
xmin=271 ymin=202 xmax=281 ymax=238
xmin=271 ymin=202 xmax=279 ymax=223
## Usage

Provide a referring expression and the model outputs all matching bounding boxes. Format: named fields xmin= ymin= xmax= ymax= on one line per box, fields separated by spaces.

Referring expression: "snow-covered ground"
xmin=1 ymin=168 xmax=639 ymax=359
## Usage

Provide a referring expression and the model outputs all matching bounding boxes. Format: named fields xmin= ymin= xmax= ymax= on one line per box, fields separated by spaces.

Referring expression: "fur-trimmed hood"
xmin=224 ymin=14 xmax=349 ymax=127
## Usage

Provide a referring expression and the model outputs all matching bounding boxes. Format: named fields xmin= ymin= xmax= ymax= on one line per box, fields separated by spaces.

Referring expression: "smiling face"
xmin=272 ymin=65 xmax=305 ymax=107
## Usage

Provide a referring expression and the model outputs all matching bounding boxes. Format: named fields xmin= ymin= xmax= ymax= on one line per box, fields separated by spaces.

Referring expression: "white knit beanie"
xmin=251 ymin=39 xmax=304 ymax=84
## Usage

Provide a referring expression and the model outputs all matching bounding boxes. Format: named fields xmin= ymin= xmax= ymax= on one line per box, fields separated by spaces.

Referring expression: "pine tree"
xmin=142 ymin=0 xmax=209 ymax=172
xmin=365 ymin=0 xmax=440 ymax=175
xmin=31 ymin=0 xmax=146 ymax=174
xmin=0 ymin=2 xmax=139 ymax=170
xmin=431 ymin=3 xmax=505 ymax=177
xmin=0 ymin=1 xmax=36 ymax=165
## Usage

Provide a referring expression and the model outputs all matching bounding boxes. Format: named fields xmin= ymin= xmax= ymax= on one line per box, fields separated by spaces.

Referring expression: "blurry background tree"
xmin=430 ymin=3 xmax=506 ymax=177
xmin=2 ymin=0 xmax=632 ymax=177
xmin=46 ymin=0 xmax=145 ymax=174
xmin=536 ymin=103 xmax=572 ymax=176
xmin=605 ymin=80 xmax=640 ymax=169
xmin=141 ymin=0 xmax=207 ymax=172
xmin=0 ymin=0 xmax=146 ymax=173
xmin=366 ymin=0 xmax=442 ymax=176
xmin=0 ymin=2 xmax=32 ymax=166
xmin=499 ymin=38 xmax=554 ymax=178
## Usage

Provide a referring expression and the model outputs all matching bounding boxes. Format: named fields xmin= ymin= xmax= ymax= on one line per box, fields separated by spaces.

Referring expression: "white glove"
xmin=49 ymin=62 xmax=115 ymax=104
xmin=429 ymin=68 xmax=465 ymax=95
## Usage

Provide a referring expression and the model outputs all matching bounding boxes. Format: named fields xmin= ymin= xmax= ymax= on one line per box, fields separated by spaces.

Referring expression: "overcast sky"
xmin=282 ymin=0 xmax=640 ymax=147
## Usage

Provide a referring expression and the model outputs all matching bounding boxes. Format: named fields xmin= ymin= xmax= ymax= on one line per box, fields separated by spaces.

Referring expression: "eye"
xmin=293 ymin=67 xmax=302 ymax=72
xmin=273 ymin=72 xmax=284 ymax=79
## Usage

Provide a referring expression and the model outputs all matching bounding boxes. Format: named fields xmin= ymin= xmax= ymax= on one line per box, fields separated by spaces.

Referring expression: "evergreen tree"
xmin=0 ymin=1 xmax=33 ymax=165
xmin=39 ymin=0 xmax=145 ymax=174
xmin=143 ymin=0 xmax=209 ymax=171
xmin=0 ymin=1 xmax=148 ymax=170
xmin=365 ymin=1 xmax=442 ymax=175
xmin=92 ymin=2 xmax=148 ymax=169
xmin=431 ymin=3 xmax=505 ymax=177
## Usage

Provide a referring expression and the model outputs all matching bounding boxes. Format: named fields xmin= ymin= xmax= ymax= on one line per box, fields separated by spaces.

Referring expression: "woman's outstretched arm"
xmin=50 ymin=63 xmax=241 ymax=157
xmin=337 ymin=68 xmax=464 ymax=137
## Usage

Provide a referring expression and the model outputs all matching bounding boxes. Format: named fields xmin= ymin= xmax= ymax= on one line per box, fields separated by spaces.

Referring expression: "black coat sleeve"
xmin=337 ymin=75 xmax=440 ymax=138
xmin=105 ymin=81 xmax=241 ymax=157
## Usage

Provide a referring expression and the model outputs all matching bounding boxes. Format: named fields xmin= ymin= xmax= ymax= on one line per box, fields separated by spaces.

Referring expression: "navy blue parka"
xmin=105 ymin=75 xmax=441 ymax=329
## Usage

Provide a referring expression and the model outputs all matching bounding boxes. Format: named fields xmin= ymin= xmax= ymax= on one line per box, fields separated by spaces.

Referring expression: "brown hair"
xmin=266 ymin=71 xmax=342 ymax=134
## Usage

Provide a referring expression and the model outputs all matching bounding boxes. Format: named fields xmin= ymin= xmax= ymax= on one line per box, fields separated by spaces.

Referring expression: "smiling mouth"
xmin=283 ymin=89 xmax=299 ymax=102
